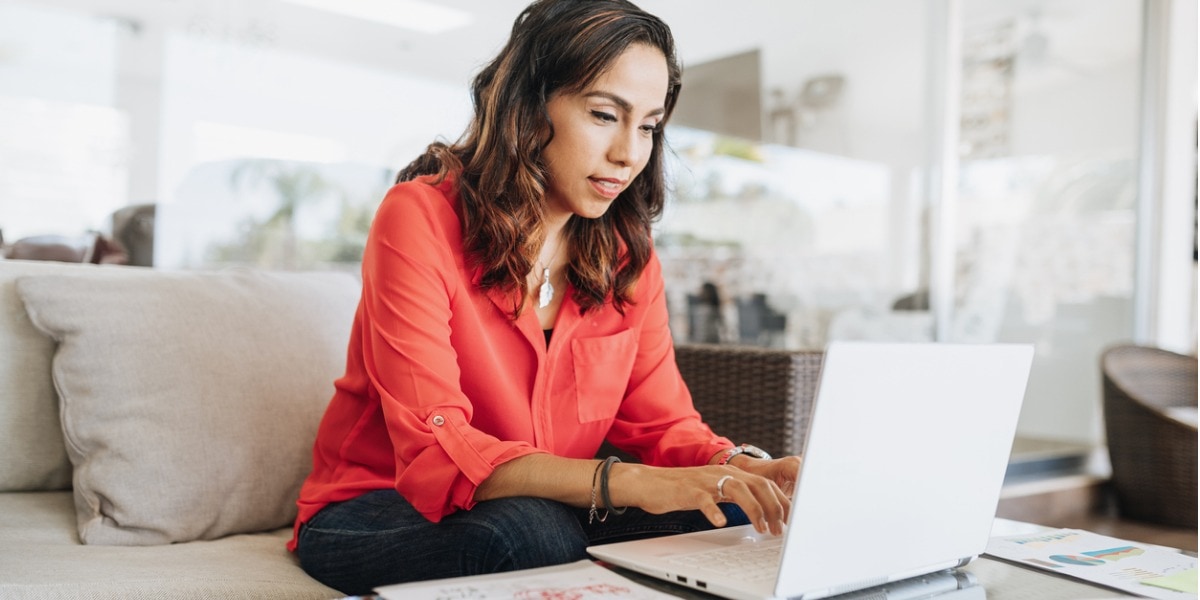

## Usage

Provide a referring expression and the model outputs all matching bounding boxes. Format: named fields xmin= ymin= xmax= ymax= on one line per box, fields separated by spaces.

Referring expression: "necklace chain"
xmin=535 ymin=240 xmax=566 ymax=309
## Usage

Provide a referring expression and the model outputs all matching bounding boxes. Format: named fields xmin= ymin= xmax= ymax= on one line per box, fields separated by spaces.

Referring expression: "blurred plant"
xmin=655 ymin=231 xmax=742 ymax=250
xmin=311 ymin=194 xmax=378 ymax=264
xmin=712 ymin=137 xmax=764 ymax=162
xmin=224 ymin=159 xmax=332 ymax=269
xmin=207 ymin=159 xmax=391 ymax=270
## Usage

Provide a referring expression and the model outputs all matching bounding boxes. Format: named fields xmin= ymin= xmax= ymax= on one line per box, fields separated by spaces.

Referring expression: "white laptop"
xmin=588 ymin=341 xmax=1034 ymax=600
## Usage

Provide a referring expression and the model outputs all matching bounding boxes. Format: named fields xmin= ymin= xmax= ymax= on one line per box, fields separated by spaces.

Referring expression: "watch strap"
xmin=716 ymin=443 xmax=772 ymax=465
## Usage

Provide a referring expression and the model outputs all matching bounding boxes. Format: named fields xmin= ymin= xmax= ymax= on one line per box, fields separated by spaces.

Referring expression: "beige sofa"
xmin=1 ymin=259 xmax=352 ymax=599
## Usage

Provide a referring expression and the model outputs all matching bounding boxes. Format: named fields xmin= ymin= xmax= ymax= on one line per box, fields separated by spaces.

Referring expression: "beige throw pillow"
xmin=0 ymin=261 xmax=137 ymax=492
xmin=16 ymin=269 xmax=359 ymax=545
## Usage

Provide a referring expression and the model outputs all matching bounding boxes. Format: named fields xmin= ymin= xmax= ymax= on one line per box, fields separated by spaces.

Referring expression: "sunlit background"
xmin=0 ymin=0 xmax=1195 ymax=460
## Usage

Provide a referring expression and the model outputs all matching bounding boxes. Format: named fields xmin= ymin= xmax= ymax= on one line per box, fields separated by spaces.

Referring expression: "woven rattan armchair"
xmin=1101 ymin=344 xmax=1198 ymax=528
xmin=597 ymin=344 xmax=823 ymax=462
xmin=676 ymin=344 xmax=824 ymax=458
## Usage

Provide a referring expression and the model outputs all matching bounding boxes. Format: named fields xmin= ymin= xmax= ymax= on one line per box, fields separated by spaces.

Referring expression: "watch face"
xmin=741 ymin=444 xmax=772 ymax=460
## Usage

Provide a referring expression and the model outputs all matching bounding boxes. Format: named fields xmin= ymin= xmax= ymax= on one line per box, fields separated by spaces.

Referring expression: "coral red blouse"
xmin=289 ymin=175 xmax=731 ymax=550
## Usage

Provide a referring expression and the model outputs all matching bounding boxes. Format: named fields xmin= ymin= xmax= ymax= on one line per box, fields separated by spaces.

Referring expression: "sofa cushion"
xmin=0 ymin=261 xmax=154 ymax=493
xmin=16 ymin=269 xmax=359 ymax=545
xmin=0 ymin=491 xmax=341 ymax=599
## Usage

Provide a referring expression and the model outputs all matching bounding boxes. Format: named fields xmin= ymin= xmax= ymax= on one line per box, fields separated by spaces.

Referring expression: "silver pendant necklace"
xmin=538 ymin=267 xmax=554 ymax=308
xmin=536 ymin=240 xmax=566 ymax=309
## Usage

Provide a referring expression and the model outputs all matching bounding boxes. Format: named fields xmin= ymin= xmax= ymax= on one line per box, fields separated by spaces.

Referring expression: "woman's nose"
xmin=608 ymin=127 xmax=643 ymax=167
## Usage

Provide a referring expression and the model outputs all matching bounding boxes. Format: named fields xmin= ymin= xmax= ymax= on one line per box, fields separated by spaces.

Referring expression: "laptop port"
xmin=697 ymin=581 xmax=708 ymax=589
xmin=676 ymin=575 xmax=687 ymax=583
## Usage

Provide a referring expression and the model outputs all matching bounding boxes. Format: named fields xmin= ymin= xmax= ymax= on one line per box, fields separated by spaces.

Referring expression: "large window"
xmin=2 ymin=0 xmax=1189 ymax=452
xmin=0 ymin=3 xmax=126 ymax=241
xmin=644 ymin=0 xmax=1147 ymax=448
xmin=153 ymin=30 xmax=471 ymax=269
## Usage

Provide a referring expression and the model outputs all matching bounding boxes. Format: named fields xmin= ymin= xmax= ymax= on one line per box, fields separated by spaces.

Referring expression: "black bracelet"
xmin=599 ymin=455 xmax=627 ymax=516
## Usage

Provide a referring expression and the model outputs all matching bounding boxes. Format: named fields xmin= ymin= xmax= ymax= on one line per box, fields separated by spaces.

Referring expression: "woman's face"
xmin=541 ymin=43 xmax=669 ymax=223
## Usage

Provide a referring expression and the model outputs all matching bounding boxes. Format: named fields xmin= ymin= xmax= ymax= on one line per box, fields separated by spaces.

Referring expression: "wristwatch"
xmin=716 ymin=443 xmax=772 ymax=465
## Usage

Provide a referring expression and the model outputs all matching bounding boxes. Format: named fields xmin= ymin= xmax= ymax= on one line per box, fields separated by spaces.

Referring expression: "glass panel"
xmin=0 ymin=0 xmax=1146 ymax=450
xmin=0 ymin=3 xmax=126 ymax=241
xmin=957 ymin=0 xmax=1142 ymax=444
xmin=153 ymin=29 xmax=473 ymax=269
xmin=653 ymin=0 xmax=1144 ymax=449
xmin=650 ymin=0 xmax=939 ymax=349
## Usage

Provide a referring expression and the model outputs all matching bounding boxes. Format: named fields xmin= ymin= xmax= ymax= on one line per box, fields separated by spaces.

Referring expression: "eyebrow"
xmin=584 ymin=91 xmax=665 ymax=118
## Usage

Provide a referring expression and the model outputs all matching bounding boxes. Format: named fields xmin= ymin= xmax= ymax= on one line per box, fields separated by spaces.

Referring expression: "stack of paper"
xmin=373 ymin=560 xmax=677 ymax=600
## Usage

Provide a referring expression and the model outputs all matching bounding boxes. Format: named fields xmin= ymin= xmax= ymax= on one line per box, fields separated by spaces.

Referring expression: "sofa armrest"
xmin=675 ymin=343 xmax=823 ymax=459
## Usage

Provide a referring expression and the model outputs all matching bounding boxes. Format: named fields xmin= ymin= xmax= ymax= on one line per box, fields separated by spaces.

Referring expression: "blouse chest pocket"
xmin=571 ymin=330 xmax=638 ymax=423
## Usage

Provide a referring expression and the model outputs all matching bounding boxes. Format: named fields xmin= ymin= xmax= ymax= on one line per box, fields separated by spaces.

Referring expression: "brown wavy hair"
xmin=396 ymin=0 xmax=682 ymax=317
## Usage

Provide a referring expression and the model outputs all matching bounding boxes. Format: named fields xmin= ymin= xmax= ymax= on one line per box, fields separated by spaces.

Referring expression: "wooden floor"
xmin=998 ymin=484 xmax=1196 ymax=552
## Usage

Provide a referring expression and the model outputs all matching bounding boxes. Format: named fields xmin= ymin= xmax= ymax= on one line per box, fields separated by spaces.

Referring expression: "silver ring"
xmin=716 ymin=475 xmax=734 ymax=499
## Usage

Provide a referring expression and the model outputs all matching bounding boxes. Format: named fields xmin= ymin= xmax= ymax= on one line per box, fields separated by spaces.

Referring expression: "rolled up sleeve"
xmin=394 ymin=407 xmax=537 ymax=521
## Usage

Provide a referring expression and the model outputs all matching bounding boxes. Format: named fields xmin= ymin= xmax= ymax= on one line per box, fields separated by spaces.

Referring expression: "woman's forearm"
xmin=473 ymin=453 xmax=603 ymax=507
xmin=473 ymin=451 xmax=791 ymax=536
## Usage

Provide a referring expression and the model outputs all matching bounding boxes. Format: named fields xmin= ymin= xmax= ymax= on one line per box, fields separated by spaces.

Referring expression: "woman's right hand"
xmin=608 ymin=463 xmax=790 ymax=535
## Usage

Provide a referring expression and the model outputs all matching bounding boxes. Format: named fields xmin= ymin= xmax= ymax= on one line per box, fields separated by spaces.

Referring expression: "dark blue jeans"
xmin=296 ymin=489 xmax=749 ymax=595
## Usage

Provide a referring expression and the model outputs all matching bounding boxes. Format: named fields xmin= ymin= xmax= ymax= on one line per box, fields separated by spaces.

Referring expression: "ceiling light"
xmin=279 ymin=0 xmax=472 ymax=34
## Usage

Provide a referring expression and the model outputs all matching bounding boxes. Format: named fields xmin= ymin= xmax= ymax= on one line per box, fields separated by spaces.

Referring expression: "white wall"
xmin=1146 ymin=0 xmax=1198 ymax=354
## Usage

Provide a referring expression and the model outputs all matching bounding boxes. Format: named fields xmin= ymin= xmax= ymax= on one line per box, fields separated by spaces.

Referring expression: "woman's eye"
xmin=591 ymin=110 xmax=617 ymax=123
xmin=640 ymin=124 xmax=659 ymax=135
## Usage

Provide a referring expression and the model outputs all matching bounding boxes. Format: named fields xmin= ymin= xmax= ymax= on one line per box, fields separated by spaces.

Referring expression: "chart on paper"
xmin=986 ymin=528 xmax=1197 ymax=600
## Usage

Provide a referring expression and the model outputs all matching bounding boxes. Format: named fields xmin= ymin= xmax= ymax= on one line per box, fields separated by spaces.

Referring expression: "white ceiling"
xmin=23 ymin=0 xmax=1140 ymax=89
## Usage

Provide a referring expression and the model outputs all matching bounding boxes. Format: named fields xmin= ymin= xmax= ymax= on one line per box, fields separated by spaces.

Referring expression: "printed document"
xmin=986 ymin=528 xmax=1197 ymax=600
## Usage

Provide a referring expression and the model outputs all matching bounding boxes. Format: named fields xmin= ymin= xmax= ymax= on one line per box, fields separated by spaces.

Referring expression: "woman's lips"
xmin=590 ymin=177 xmax=624 ymax=199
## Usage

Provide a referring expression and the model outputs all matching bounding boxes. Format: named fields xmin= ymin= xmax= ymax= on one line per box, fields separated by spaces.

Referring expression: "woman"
xmin=290 ymin=0 xmax=801 ymax=593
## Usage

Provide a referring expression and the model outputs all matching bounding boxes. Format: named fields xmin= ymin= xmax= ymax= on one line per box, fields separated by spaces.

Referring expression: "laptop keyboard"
xmin=667 ymin=539 xmax=782 ymax=582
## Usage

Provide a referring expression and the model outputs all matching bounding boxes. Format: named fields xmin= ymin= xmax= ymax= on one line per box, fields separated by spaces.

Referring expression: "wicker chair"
xmin=676 ymin=343 xmax=823 ymax=458
xmin=598 ymin=343 xmax=823 ymax=462
xmin=1101 ymin=344 xmax=1198 ymax=528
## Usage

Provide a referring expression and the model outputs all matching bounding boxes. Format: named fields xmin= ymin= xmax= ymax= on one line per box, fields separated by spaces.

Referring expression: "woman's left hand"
xmin=729 ymin=455 xmax=802 ymax=498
